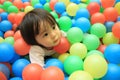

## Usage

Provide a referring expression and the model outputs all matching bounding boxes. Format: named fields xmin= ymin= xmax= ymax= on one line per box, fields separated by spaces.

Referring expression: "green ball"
xmin=3 ymin=1 xmax=13 ymax=11
xmin=90 ymin=23 xmax=106 ymax=38
xmin=64 ymin=55 xmax=83 ymax=75
xmin=31 ymin=0 xmax=39 ymax=7
xmin=43 ymin=2 xmax=52 ymax=12
xmin=7 ymin=5 xmax=18 ymax=13
xmin=83 ymin=34 xmax=100 ymax=50
xmin=67 ymin=27 xmax=83 ymax=44
xmin=0 ymin=4 xmax=4 ymax=9
xmin=102 ymin=32 xmax=119 ymax=45
xmin=78 ymin=3 xmax=87 ymax=9
xmin=0 ymin=37 xmax=4 ymax=43
xmin=58 ymin=16 xmax=72 ymax=31
xmin=50 ymin=11 xmax=59 ymax=19
xmin=4 ymin=37 xmax=14 ymax=45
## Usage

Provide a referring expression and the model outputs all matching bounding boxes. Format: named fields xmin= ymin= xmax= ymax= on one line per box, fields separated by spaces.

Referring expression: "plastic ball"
xmin=0 ymin=43 xmax=15 ymax=62
xmin=49 ymin=0 xmax=58 ymax=10
xmin=7 ymin=5 xmax=19 ymax=13
xmin=45 ymin=58 xmax=64 ymax=71
xmin=0 ymin=64 xmax=10 ymax=79
xmin=84 ymin=54 xmax=108 ymax=78
xmin=3 ymin=1 xmax=13 ymax=11
xmin=7 ymin=13 xmax=16 ymax=24
xmin=0 ymin=12 xmax=8 ymax=20
xmin=14 ymin=38 xmax=31 ymax=55
xmin=90 ymin=23 xmax=106 ymax=38
xmin=50 ymin=11 xmax=58 ymax=19
xmin=43 ymin=2 xmax=52 ymax=12
xmin=0 ymin=37 xmax=4 ymax=43
xmin=0 ymin=20 xmax=12 ymax=32
xmin=12 ymin=59 xmax=30 ymax=77
xmin=97 ymin=44 xmax=106 ymax=53
xmin=75 ymin=17 xmax=91 ymax=33
xmin=13 ymin=0 xmax=24 ymax=9
xmin=114 ymin=2 xmax=120 ymax=15
xmin=23 ymin=2 xmax=31 ymax=8
xmin=105 ymin=21 xmax=114 ymax=32
xmin=9 ymin=77 xmax=22 ymax=80
xmin=30 ymin=0 xmax=39 ymax=6
xmin=4 ymin=36 xmax=14 ymax=45
xmin=112 ymin=22 xmax=120 ymax=38
xmin=4 ymin=30 xmax=14 ymax=38
xmin=87 ymin=2 xmax=100 ymax=15
xmin=22 ymin=63 xmax=43 ymax=80
xmin=78 ymin=3 xmax=87 ymax=9
xmin=69 ymin=43 xmax=87 ymax=59
xmin=40 ymin=66 xmax=64 ymax=80
xmin=53 ymin=37 xmax=70 ymax=54
xmin=101 ymin=0 xmax=115 ymax=8
xmin=69 ymin=71 xmax=93 ymax=80
xmin=9 ymin=52 xmax=20 ymax=63
xmin=103 ymin=7 xmax=118 ymax=21
xmin=102 ymin=32 xmax=119 ymax=45
xmin=102 ymin=63 xmax=120 ymax=80
xmin=58 ymin=16 xmax=72 ymax=31
xmin=54 ymin=2 xmax=66 ymax=14
xmin=59 ymin=0 xmax=70 ymax=6
xmin=13 ymin=30 xmax=22 ymax=41
xmin=104 ymin=44 xmax=120 ymax=64
xmin=64 ymin=55 xmax=83 ymax=75
xmin=0 ymin=72 xmax=7 ymax=80
xmin=58 ymin=53 xmax=69 ymax=63
xmin=91 ymin=12 xmax=106 ymax=24
xmin=24 ymin=6 xmax=34 ymax=13
xmin=34 ymin=3 xmax=43 ymax=9
xmin=66 ymin=2 xmax=79 ymax=16
xmin=75 ymin=8 xmax=90 ymax=19
xmin=67 ymin=27 xmax=83 ymax=44
xmin=0 ymin=31 xmax=4 ymax=38
xmin=39 ymin=0 xmax=46 ymax=5
xmin=83 ymin=34 xmax=100 ymax=50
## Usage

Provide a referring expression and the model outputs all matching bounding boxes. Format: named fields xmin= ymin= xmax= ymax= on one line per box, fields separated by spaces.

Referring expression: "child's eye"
xmin=52 ymin=25 xmax=56 ymax=30
xmin=44 ymin=33 xmax=48 ymax=36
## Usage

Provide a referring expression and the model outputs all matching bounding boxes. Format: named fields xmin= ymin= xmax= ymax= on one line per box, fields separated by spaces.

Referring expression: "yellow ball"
xmin=114 ymin=2 xmax=120 ymax=16
xmin=24 ymin=6 xmax=34 ymax=13
xmin=69 ymin=71 xmax=93 ymax=80
xmin=66 ymin=3 xmax=79 ymax=16
xmin=59 ymin=0 xmax=70 ymax=6
xmin=58 ymin=53 xmax=69 ymax=63
xmin=0 ymin=37 xmax=4 ymax=43
xmin=84 ymin=54 xmax=108 ymax=78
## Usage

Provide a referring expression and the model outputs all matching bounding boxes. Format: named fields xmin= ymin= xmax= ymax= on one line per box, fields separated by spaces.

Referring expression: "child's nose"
xmin=51 ymin=31 xmax=56 ymax=38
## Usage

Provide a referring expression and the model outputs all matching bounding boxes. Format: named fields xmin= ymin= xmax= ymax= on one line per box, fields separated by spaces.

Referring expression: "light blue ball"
xmin=34 ymin=3 xmax=43 ymax=9
xmin=9 ymin=77 xmax=22 ymax=80
xmin=0 ymin=12 xmax=8 ymax=20
xmin=105 ymin=21 xmax=114 ymax=32
xmin=0 ymin=31 xmax=4 ymax=37
xmin=39 ymin=0 xmax=46 ymax=5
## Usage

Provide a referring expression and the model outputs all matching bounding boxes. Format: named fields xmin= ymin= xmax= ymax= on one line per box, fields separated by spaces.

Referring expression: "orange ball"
xmin=87 ymin=2 xmax=100 ymax=15
xmin=14 ymin=38 xmax=30 ymax=55
xmin=97 ymin=44 xmax=106 ymax=53
xmin=0 ymin=72 xmax=7 ymax=80
xmin=112 ymin=22 xmax=120 ymax=38
xmin=22 ymin=63 xmax=43 ymax=80
xmin=7 ymin=13 xmax=16 ymax=24
xmin=13 ymin=0 xmax=24 ymax=9
xmin=53 ymin=37 xmax=70 ymax=54
xmin=40 ymin=66 xmax=64 ymax=80
xmin=101 ymin=0 xmax=115 ymax=8
xmin=49 ymin=0 xmax=58 ymax=10
xmin=14 ymin=30 xmax=22 ymax=41
xmin=0 ymin=9 xmax=4 ymax=13
xmin=103 ymin=7 xmax=118 ymax=21
xmin=91 ymin=12 xmax=106 ymax=24
xmin=4 ymin=30 xmax=14 ymax=38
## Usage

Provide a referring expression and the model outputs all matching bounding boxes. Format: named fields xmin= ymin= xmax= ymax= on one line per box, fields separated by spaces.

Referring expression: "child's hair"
xmin=18 ymin=9 xmax=59 ymax=45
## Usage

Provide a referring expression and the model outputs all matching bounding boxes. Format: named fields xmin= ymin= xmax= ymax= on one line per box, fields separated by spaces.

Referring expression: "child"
xmin=18 ymin=9 xmax=66 ymax=67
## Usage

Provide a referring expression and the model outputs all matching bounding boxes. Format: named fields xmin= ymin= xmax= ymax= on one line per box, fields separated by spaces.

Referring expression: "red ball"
xmin=0 ymin=72 xmax=7 ymax=80
xmin=103 ymin=7 xmax=118 ymax=21
xmin=4 ymin=30 xmax=14 ymax=38
xmin=87 ymin=2 xmax=100 ymax=15
xmin=13 ymin=0 xmax=24 ymax=9
xmin=14 ymin=38 xmax=31 ymax=55
xmin=101 ymin=0 xmax=115 ymax=8
xmin=97 ymin=44 xmax=106 ymax=53
xmin=112 ymin=22 xmax=120 ymax=38
xmin=40 ymin=66 xmax=64 ymax=80
xmin=7 ymin=13 xmax=16 ymax=24
xmin=14 ymin=30 xmax=22 ymax=41
xmin=22 ymin=63 xmax=43 ymax=80
xmin=53 ymin=37 xmax=70 ymax=54
xmin=91 ymin=12 xmax=106 ymax=24
xmin=49 ymin=0 xmax=58 ymax=10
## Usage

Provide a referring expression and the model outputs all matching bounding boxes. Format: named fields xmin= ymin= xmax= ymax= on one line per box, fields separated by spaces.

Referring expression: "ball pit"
xmin=0 ymin=0 xmax=120 ymax=79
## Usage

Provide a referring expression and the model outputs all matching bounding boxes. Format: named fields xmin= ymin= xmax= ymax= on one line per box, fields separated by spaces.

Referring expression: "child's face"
xmin=35 ymin=24 xmax=61 ymax=48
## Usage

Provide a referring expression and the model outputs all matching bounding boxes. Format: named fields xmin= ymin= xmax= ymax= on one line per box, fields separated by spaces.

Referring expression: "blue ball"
xmin=105 ymin=21 xmax=114 ymax=32
xmin=45 ymin=58 xmax=64 ymax=71
xmin=9 ymin=77 xmax=22 ymax=80
xmin=0 ymin=31 xmax=4 ymax=37
xmin=9 ymin=52 xmax=21 ymax=63
xmin=70 ymin=0 xmax=80 ymax=4
xmin=65 ymin=76 xmax=69 ymax=80
xmin=75 ymin=8 xmax=90 ymax=19
xmin=117 ymin=16 xmax=120 ymax=21
xmin=12 ymin=59 xmax=30 ymax=77
xmin=89 ymin=0 xmax=100 ymax=4
xmin=39 ymin=0 xmax=46 ymax=5
xmin=0 ymin=64 xmax=10 ymax=79
xmin=34 ymin=3 xmax=43 ymax=9
xmin=22 ymin=0 xmax=30 ymax=2
xmin=102 ymin=63 xmax=120 ymax=80
xmin=0 ymin=12 xmax=8 ymax=21
xmin=104 ymin=44 xmax=120 ymax=64
xmin=0 ymin=20 xmax=12 ymax=32
xmin=74 ymin=17 xmax=91 ymax=33
xmin=0 ymin=43 xmax=15 ymax=62
xmin=54 ymin=2 xmax=66 ymax=14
